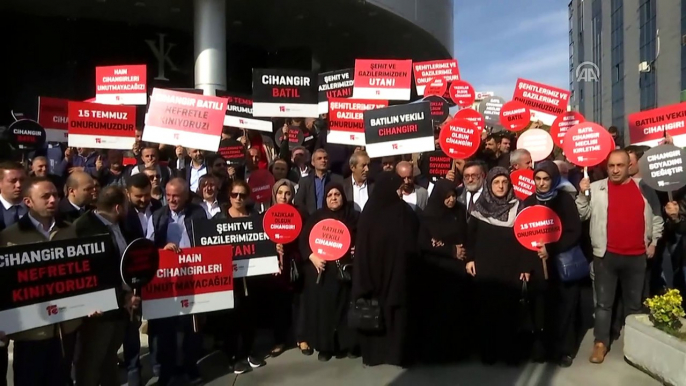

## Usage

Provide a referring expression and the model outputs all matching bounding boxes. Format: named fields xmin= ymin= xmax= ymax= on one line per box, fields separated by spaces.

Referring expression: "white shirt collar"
xmin=28 ymin=213 xmax=56 ymax=234
xmin=351 ymin=177 xmax=367 ymax=188
xmin=0 ymin=195 xmax=17 ymax=210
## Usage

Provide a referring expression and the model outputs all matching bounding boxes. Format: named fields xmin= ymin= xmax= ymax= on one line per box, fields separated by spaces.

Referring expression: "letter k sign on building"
xmin=145 ymin=33 xmax=181 ymax=81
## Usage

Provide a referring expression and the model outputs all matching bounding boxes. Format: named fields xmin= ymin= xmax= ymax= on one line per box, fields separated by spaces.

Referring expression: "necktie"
xmin=468 ymin=192 xmax=475 ymax=215
xmin=12 ymin=206 xmax=20 ymax=223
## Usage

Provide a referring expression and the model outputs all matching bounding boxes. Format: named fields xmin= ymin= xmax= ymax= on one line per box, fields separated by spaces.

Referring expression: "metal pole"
xmin=194 ymin=0 xmax=227 ymax=96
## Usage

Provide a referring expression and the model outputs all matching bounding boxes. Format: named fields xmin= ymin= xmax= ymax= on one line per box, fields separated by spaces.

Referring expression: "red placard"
xmin=413 ymin=59 xmax=460 ymax=96
xmin=141 ymin=245 xmax=234 ymax=320
xmin=328 ymin=98 xmax=388 ymax=146
xmin=353 ymin=59 xmax=413 ymax=100
xmin=514 ymin=205 xmax=563 ymax=251
xmin=424 ymin=77 xmax=448 ymax=97
xmin=454 ymin=108 xmax=485 ymax=132
xmin=67 ymin=101 xmax=136 ymax=150
xmin=516 ymin=129 xmax=554 ymax=162
xmin=499 ymin=101 xmax=531 ymax=132
xmin=562 ymin=122 xmax=614 ymax=167
xmin=511 ymin=168 xmax=535 ymax=200
xmin=512 ymin=78 xmax=570 ymax=126
xmin=247 ymin=169 xmax=276 ymax=203
xmin=144 ymin=88 xmax=228 ymax=152
xmin=628 ymin=102 xmax=686 ymax=147
xmin=123 ymin=157 xmax=137 ymax=166
xmin=550 ymin=111 xmax=585 ymax=147
xmin=308 ymin=219 xmax=352 ymax=261
xmin=439 ymin=118 xmax=481 ymax=159
xmin=263 ymin=204 xmax=303 ymax=244
xmin=95 ymin=64 xmax=147 ymax=105
xmin=449 ymin=80 xmax=476 ymax=107
xmin=38 ymin=97 xmax=69 ymax=143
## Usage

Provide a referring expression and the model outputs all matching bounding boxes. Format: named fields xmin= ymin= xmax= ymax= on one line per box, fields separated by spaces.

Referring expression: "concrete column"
xmin=194 ymin=0 xmax=227 ymax=95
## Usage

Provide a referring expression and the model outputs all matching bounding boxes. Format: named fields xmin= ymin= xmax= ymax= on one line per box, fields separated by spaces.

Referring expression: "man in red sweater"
xmin=576 ymin=150 xmax=663 ymax=364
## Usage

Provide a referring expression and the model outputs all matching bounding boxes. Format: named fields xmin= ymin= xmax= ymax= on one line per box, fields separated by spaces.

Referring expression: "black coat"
xmin=57 ymin=197 xmax=87 ymax=223
xmin=294 ymin=172 xmax=344 ymax=215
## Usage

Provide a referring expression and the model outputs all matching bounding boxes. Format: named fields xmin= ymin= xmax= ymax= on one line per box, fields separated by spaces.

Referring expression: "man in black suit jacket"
xmin=456 ymin=160 xmax=486 ymax=222
xmin=72 ymin=185 xmax=142 ymax=386
xmin=343 ymin=151 xmax=374 ymax=212
xmin=58 ymin=171 xmax=95 ymax=222
xmin=295 ymin=149 xmax=344 ymax=214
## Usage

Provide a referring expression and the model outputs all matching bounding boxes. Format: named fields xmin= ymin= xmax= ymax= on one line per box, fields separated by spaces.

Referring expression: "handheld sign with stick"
xmin=263 ymin=204 xmax=303 ymax=271
xmin=514 ymin=205 xmax=563 ymax=280
xmin=308 ymin=219 xmax=352 ymax=284
xmin=638 ymin=144 xmax=686 ymax=201
xmin=562 ymin=122 xmax=614 ymax=197
xmin=120 ymin=238 xmax=160 ymax=322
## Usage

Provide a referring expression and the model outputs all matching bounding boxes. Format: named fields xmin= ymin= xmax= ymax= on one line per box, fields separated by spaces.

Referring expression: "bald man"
xmin=396 ymin=161 xmax=428 ymax=212
xmin=58 ymin=171 xmax=94 ymax=222
xmin=146 ymin=177 xmax=207 ymax=385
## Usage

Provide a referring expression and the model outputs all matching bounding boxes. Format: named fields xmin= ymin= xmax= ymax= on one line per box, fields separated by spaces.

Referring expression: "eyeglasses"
xmin=230 ymin=192 xmax=248 ymax=199
xmin=463 ymin=174 xmax=481 ymax=180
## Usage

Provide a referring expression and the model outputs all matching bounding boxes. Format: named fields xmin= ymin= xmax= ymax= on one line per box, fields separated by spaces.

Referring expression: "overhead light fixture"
xmin=296 ymin=14 xmax=305 ymax=20
xmin=134 ymin=1 xmax=146 ymax=7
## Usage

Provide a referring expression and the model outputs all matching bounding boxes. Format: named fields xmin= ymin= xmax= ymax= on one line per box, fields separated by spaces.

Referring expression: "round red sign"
xmin=247 ymin=169 xmax=276 ymax=203
xmin=562 ymin=122 xmax=614 ymax=167
xmin=499 ymin=101 xmax=531 ymax=132
xmin=550 ymin=111 xmax=585 ymax=148
xmin=449 ymin=80 xmax=476 ymax=107
xmin=516 ymin=129 xmax=554 ymax=162
xmin=308 ymin=219 xmax=352 ymax=261
xmin=424 ymin=77 xmax=448 ymax=97
xmin=263 ymin=204 xmax=303 ymax=244
xmin=510 ymin=168 xmax=535 ymax=200
xmin=439 ymin=118 xmax=481 ymax=159
xmin=514 ymin=205 xmax=563 ymax=251
xmin=454 ymin=108 xmax=485 ymax=132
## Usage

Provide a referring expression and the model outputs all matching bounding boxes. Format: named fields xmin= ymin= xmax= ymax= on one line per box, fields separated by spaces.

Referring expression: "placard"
xmin=67 ymin=101 xmax=136 ymax=150
xmin=413 ymin=59 xmax=460 ymax=95
xmin=120 ymin=238 xmax=159 ymax=289
xmin=38 ymin=97 xmax=69 ymax=143
xmin=7 ymin=120 xmax=46 ymax=151
xmin=423 ymin=150 xmax=452 ymax=180
xmin=217 ymin=139 xmax=246 ymax=165
xmin=512 ymin=78 xmax=570 ymax=126
xmin=263 ymin=204 xmax=303 ymax=244
xmin=219 ymin=92 xmax=272 ymax=132
xmin=439 ymin=118 xmax=481 ymax=159
xmin=423 ymin=95 xmax=450 ymax=124
xmin=628 ymin=102 xmax=686 ymax=147
xmin=562 ymin=122 xmax=614 ymax=167
xmin=424 ymin=77 xmax=448 ymax=97
xmin=499 ymin=101 xmax=530 ymax=132
xmin=95 ymin=64 xmax=147 ymax=105
xmin=454 ymin=108 xmax=485 ymax=132
xmin=275 ymin=126 xmax=305 ymax=150
xmin=317 ymin=69 xmax=354 ymax=114
xmin=192 ymin=216 xmax=278 ymax=278
xmin=141 ymin=245 xmax=234 ymax=320
xmin=247 ymin=169 xmax=276 ymax=203
xmin=308 ymin=219 xmax=351 ymax=261
xmin=511 ymin=168 xmax=535 ymax=200
xmin=327 ymin=98 xmax=388 ymax=146
xmin=449 ymin=80 xmax=476 ymax=107
xmin=143 ymin=88 xmax=227 ymax=152
xmin=353 ymin=59 xmax=413 ymax=100
xmin=514 ymin=205 xmax=563 ymax=251
xmin=550 ymin=111 xmax=585 ymax=147
xmin=252 ymin=69 xmax=318 ymax=118
xmin=639 ymin=145 xmax=686 ymax=192
xmin=478 ymin=95 xmax=505 ymax=131
xmin=0 ymin=235 xmax=119 ymax=335
xmin=363 ymin=102 xmax=434 ymax=158
xmin=516 ymin=129 xmax=554 ymax=162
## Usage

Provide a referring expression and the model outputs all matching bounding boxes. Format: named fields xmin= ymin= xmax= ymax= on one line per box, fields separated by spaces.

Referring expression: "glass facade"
xmin=639 ymin=0 xmax=657 ymax=110
xmin=577 ymin=0 xmax=586 ymax=116
xmin=682 ymin=0 xmax=686 ymax=94
xmin=611 ymin=0 xmax=625 ymax=131
xmin=591 ymin=0 xmax=602 ymax=123
xmin=569 ymin=1 xmax=575 ymax=104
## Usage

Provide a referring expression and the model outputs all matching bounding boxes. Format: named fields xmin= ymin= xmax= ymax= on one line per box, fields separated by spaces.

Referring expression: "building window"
xmin=577 ymin=0 xmax=586 ymax=116
xmin=591 ymin=0 xmax=602 ymax=123
xmin=611 ymin=0 xmax=625 ymax=133
xmin=639 ymin=0 xmax=657 ymax=111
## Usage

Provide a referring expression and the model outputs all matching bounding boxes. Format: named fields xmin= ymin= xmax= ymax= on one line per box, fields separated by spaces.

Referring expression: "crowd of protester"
xmin=0 ymin=115 xmax=682 ymax=386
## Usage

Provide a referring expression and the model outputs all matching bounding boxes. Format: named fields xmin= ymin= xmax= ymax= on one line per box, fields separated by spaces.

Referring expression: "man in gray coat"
xmin=396 ymin=161 xmax=428 ymax=213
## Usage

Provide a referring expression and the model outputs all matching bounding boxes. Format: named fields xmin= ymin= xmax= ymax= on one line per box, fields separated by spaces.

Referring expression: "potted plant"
xmin=624 ymin=289 xmax=686 ymax=386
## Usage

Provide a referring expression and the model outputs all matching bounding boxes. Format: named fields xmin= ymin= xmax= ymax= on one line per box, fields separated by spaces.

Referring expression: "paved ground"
xmin=4 ymin=328 xmax=661 ymax=385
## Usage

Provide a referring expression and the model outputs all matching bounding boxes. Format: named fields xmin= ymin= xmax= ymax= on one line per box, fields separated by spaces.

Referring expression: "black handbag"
xmin=554 ymin=245 xmax=590 ymax=282
xmin=518 ymin=281 xmax=534 ymax=334
xmin=289 ymin=258 xmax=299 ymax=283
xmin=336 ymin=260 xmax=352 ymax=282
xmin=348 ymin=298 xmax=384 ymax=331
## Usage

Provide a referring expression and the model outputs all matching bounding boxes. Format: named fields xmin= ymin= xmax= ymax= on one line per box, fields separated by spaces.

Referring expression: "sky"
xmin=453 ymin=0 xmax=569 ymax=99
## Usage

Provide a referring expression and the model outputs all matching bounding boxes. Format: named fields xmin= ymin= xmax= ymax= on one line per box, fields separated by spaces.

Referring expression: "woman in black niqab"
xmin=353 ymin=171 xmax=420 ymax=367
xmin=417 ymin=179 xmax=470 ymax=363
xmin=299 ymin=182 xmax=359 ymax=361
